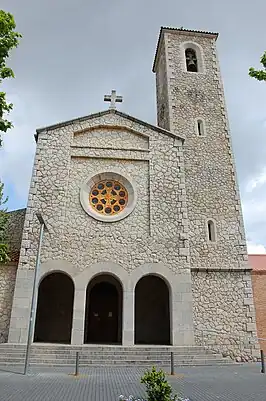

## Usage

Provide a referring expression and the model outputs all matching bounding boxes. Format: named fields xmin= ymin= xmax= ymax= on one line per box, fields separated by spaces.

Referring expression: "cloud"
xmin=242 ymin=194 xmax=266 ymax=252
xmin=242 ymin=198 xmax=266 ymax=223
xmin=247 ymin=241 xmax=266 ymax=254
xmin=245 ymin=167 xmax=266 ymax=193
xmin=0 ymin=93 xmax=36 ymax=208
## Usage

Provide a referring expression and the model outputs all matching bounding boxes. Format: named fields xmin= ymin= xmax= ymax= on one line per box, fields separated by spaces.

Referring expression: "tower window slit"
xmin=197 ymin=119 xmax=204 ymax=136
xmin=207 ymin=220 xmax=216 ymax=242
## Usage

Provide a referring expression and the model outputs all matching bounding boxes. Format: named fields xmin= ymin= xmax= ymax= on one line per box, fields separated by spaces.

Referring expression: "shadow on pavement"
xmin=0 ymin=366 xmax=25 ymax=375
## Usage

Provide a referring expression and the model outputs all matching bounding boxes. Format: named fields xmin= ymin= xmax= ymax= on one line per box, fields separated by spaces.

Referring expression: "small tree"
xmin=0 ymin=9 xmax=22 ymax=144
xmin=0 ymin=182 xmax=9 ymax=263
xmin=141 ymin=367 xmax=178 ymax=401
xmin=249 ymin=51 xmax=266 ymax=82
xmin=0 ymin=10 xmax=21 ymax=263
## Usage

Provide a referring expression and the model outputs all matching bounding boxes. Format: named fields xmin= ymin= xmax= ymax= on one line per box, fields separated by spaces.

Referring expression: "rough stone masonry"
xmin=0 ymin=27 xmax=259 ymax=361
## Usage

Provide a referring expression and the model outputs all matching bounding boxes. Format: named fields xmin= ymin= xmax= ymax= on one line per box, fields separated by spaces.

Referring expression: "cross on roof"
xmin=104 ymin=90 xmax=123 ymax=110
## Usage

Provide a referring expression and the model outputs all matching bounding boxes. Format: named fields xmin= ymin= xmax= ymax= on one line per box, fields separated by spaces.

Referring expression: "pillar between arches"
xmin=71 ymin=287 xmax=86 ymax=345
xmin=122 ymin=289 xmax=134 ymax=345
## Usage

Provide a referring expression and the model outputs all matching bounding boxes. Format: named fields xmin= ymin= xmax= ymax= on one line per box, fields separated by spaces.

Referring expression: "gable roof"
xmin=248 ymin=255 xmax=266 ymax=273
xmin=152 ymin=26 xmax=219 ymax=73
xmin=35 ymin=109 xmax=184 ymax=142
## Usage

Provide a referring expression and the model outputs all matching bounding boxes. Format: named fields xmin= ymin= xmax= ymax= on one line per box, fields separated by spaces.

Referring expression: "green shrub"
xmin=140 ymin=367 xmax=177 ymax=401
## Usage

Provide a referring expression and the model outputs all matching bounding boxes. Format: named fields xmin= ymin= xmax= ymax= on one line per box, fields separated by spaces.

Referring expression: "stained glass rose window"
xmin=89 ymin=180 xmax=128 ymax=215
xmin=80 ymin=172 xmax=137 ymax=222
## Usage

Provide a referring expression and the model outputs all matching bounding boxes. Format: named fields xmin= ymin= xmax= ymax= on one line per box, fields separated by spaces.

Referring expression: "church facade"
xmin=5 ymin=27 xmax=259 ymax=359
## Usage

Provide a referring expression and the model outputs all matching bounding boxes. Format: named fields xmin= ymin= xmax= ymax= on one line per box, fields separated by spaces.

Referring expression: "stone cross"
xmin=104 ymin=90 xmax=123 ymax=110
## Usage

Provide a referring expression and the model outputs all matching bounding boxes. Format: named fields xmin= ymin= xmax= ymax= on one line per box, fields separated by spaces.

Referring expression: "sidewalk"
xmin=0 ymin=364 xmax=265 ymax=401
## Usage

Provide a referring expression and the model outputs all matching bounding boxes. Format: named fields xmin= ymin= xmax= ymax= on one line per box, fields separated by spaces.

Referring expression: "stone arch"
xmin=71 ymin=262 xmax=128 ymax=346
xmin=74 ymin=262 xmax=128 ymax=293
xmin=181 ymin=41 xmax=205 ymax=73
xmin=84 ymin=273 xmax=123 ymax=344
xmin=132 ymin=263 xmax=173 ymax=345
xmin=39 ymin=259 xmax=77 ymax=283
xmin=135 ymin=273 xmax=171 ymax=345
xmin=130 ymin=263 xmax=174 ymax=293
xmin=34 ymin=271 xmax=74 ymax=343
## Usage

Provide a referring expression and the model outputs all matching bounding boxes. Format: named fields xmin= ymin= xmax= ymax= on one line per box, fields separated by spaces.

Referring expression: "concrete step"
xmin=32 ymin=349 xmax=211 ymax=354
xmin=0 ymin=352 xmax=223 ymax=361
xmin=0 ymin=344 xmax=206 ymax=351
xmin=0 ymin=348 xmax=214 ymax=356
xmin=0 ymin=344 xmax=233 ymax=367
xmin=0 ymin=357 xmax=225 ymax=366
xmin=0 ymin=359 xmax=233 ymax=367
xmin=0 ymin=348 xmax=222 ymax=355
xmin=0 ymin=346 xmax=216 ymax=350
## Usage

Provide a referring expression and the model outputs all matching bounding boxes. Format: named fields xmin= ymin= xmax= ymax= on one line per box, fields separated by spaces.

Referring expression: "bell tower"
xmin=153 ymin=27 xmax=248 ymax=270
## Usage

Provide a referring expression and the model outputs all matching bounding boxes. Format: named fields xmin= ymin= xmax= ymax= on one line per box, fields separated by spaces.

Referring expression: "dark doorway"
xmin=34 ymin=272 xmax=74 ymax=343
xmin=135 ymin=275 xmax=170 ymax=345
xmin=84 ymin=275 xmax=122 ymax=344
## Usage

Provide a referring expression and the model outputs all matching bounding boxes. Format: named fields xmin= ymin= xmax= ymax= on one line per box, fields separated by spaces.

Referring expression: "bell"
xmin=188 ymin=59 xmax=196 ymax=67
xmin=186 ymin=50 xmax=198 ymax=72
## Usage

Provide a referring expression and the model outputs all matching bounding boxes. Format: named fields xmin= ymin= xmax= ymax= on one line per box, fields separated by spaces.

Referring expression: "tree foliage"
xmin=0 ymin=9 xmax=22 ymax=145
xmin=0 ymin=10 xmax=20 ymax=262
xmin=0 ymin=182 xmax=9 ymax=264
xmin=141 ymin=367 xmax=178 ymax=401
xmin=249 ymin=51 xmax=266 ymax=82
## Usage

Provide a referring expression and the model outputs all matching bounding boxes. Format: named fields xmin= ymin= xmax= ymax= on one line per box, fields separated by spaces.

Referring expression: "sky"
xmin=0 ymin=0 xmax=265 ymax=253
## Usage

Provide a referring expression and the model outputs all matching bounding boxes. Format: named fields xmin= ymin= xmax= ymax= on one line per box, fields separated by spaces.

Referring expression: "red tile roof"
xmin=248 ymin=255 xmax=266 ymax=272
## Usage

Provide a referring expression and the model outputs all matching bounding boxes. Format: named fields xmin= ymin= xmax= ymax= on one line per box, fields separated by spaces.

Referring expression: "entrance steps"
xmin=0 ymin=344 xmax=233 ymax=367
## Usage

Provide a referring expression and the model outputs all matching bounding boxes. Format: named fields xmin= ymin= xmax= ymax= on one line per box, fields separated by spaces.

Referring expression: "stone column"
xmin=8 ymin=269 xmax=34 ymax=343
xmin=71 ymin=286 xmax=86 ymax=345
xmin=171 ymin=272 xmax=195 ymax=346
xmin=122 ymin=289 xmax=134 ymax=346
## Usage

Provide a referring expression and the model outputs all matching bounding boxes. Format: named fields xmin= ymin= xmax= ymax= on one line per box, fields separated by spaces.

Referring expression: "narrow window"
xmin=207 ymin=220 xmax=216 ymax=242
xmin=197 ymin=119 xmax=204 ymax=136
xmin=185 ymin=48 xmax=198 ymax=72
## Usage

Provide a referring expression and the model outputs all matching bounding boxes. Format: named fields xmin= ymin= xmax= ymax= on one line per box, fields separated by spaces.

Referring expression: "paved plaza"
xmin=0 ymin=364 xmax=265 ymax=401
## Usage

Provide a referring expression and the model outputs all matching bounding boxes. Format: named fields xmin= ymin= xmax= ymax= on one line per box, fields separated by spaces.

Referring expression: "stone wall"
xmin=153 ymin=28 xmax=258 ymax=357
xmin=8 ymin=110 xmax=195 ymax=344
xmin=73 ymin=126 xmax=149 ymax=149
xmin=0 ymin=209 xmax=25 ymax=342
xmin=192 ymin=270 xmax=259 ymax=360
xmin=14 ymin=112 xmax=189 ymax=274
xmin=154 ymin=29 xmax=248 ymax=270
xmin=0 ymin=265 xmax=17 ymax=342
xmin=155 ymin=35 xmax=171 ymax=131
xmin=6 ymin=209 xmax=26 ymax=263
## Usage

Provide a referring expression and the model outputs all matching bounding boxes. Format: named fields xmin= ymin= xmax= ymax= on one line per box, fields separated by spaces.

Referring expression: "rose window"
xmin=89 ymin=180 xmax=128 ymax=215
xmin=80 ymin=172 xmax=137 ymax=222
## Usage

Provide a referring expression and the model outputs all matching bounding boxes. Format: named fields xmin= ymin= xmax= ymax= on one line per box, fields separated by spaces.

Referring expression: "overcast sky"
xmin=0 ymin=0 xmax=265 ymax=253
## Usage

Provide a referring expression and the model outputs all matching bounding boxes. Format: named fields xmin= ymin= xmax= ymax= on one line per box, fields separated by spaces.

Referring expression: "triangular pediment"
xmin=72 ymin=123 xmax=149 ymax=150
xmin=35 ymin=109 xmax=184 ymax=144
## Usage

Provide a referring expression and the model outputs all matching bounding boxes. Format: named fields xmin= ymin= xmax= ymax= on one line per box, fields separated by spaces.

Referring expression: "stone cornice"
xmin=35 ymin=109 xmax=185 ymax=143
xmin=251 ymin=270 xmax=266 ymax=275
xmin=191 ymin=266 xmax=252 ymax=272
